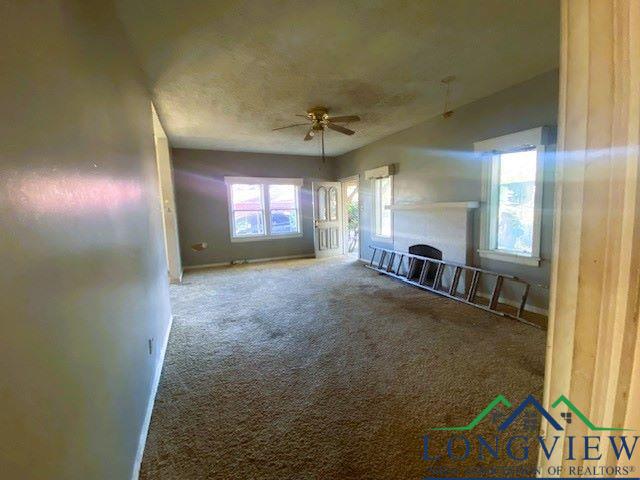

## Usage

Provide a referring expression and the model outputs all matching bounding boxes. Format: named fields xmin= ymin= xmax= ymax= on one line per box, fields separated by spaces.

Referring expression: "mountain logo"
xmin=430 ymin=394 xmax=630 ymax=432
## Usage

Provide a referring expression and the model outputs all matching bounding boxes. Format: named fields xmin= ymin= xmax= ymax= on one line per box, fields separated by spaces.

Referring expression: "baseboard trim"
xmin=183 ymin=260 xmax=229 ymax=271
xmin=475 ymin=292 xmax=548 ymax=316
xmin=183 ymin=253 xmax=315 ymax=272
xmin=359 ymin=258 xmax=547 ymax=316
xmin=130 ymin=314 xmax=173 ymax=480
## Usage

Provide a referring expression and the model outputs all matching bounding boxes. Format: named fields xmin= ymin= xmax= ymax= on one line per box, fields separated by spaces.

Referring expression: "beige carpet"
xmin=140 ymin=257 xmax=546 ymax=479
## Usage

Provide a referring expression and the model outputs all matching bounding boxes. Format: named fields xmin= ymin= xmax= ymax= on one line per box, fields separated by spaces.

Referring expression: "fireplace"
xmin=408 ymin=244 xmax=442 ymax=281
xmin=392 ymin=202 xmax=476 ymax=269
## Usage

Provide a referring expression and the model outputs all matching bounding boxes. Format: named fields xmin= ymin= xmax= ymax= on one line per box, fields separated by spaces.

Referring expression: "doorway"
xmin=152 ymin=103 xmax=182 ymax=283
xmin=312 ymin=181 xmax=343 ymax=258
xmin=341 ymin=176 xmax=360 ymax=258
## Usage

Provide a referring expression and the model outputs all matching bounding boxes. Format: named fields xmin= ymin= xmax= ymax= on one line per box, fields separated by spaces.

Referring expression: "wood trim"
xmin=477 ymin=249 xmax=541 ymax=266
xmin=364 ymin=165 xmax=393 ymax=179
xmin=473 ymin=126 xmax=546 ymax=151
xmin=223 ymin=176 xmax=303 ymax=186
xmin=338 ymin=174 xmax=360 ymax=183
xmin=476 ymin=131 xmax=546 ymax=259
xmin=340 ymin=175 xmax=360 ymax=256
xmin=475 ymin=292 xmax=548 ymax=316
xmin=539 ymin=0 xmax=640 ymax=474
xmin=182 ymin=253 xmax=315 ymax=272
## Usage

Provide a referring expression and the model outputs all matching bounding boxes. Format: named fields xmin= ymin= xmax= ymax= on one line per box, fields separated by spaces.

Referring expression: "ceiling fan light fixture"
xmin=272 ymin=106 xmax=360 ymax=146
xmin=440 ymin=75 xmax=456 ymax=119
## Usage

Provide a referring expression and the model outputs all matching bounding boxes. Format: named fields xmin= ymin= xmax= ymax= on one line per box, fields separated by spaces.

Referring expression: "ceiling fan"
xmin=272 ymin=107 xmax=360 ymax=161
xmin=272 ymin=107 xmax=360 ymax=141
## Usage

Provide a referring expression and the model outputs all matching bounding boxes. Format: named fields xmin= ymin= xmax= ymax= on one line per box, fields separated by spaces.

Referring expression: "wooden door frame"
xmin=339 ymin=175 xmax=360 ymax=257
xmin=152 ymin=103 xmax=182 ymax=284
xmin=539 ymin=0 xmax=640 ymax=474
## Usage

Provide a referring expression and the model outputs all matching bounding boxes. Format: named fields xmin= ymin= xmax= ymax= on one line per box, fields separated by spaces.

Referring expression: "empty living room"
xmin=2 ymin=1 xmax=639 ymax=479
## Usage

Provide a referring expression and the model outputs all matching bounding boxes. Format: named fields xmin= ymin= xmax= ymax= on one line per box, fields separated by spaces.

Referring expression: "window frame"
xmin=371 ymin=175 xmax=393 ymax=241
xmin=224 ymin=176 xmax=303 ymax=242
xmin=475 ymin=127 xmax=547 ymax=266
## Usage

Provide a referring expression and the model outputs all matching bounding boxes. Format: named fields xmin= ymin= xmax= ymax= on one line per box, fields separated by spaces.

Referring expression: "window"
xmin=373 ymin=176 xmax=392 ymax=239
xmin=229 ymin=184 xmax=265 ymax=237
xmin=225 ymin=177 xmax=302 ymax=241
xmin=475 ymin=127 xmax=548 ymax=266
xmin=268 ymin=184 xmax=299 ymax=235
xmin=494 ymin=149 xmax=537 ymax=254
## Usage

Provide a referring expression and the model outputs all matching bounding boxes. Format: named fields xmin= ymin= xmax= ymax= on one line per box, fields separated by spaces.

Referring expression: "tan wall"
xmin=0 ymin=2 xmax=172 ymax=479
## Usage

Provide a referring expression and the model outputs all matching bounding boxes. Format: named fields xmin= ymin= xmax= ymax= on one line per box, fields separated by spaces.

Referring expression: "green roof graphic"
xmin=429 ymin=394 xmax=633 ymax=432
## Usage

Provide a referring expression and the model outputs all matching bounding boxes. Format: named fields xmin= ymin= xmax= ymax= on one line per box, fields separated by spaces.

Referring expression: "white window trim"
xmin=371 ymin=174 xmax=393 ymax=242
xmin=475 ymin=127 xmax=547 ymax=266
xmin=224 ymin=176 xmax=303 ymax=242
xmin=224 ymin=176 xmax=303 ymax=187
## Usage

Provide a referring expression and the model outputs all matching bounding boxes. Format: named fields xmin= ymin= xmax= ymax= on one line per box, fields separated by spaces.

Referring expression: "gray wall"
xmin=0 ymin=2 xmax=171 ymax=479
xmin=173 ymin=149 xmax=335 ymax=266
xmin=333 ymin=70 xmax=559 ymax=311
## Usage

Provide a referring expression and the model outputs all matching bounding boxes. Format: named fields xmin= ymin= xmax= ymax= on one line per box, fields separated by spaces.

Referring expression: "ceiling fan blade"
xmin=327 ymin=115 xmax=360 ymax=123
xmin=272 ymin=122 xmax=308 ymax=131
xmin=327 ymin=123 xmax=355 ymax=135
xmin=304 ymin=128 xmax=315 ymax=141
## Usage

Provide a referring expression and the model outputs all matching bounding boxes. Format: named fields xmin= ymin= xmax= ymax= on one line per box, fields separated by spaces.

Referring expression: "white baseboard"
xmin=130 ymin=314 xmax=173 ymax=480
xmin=475 ymin=292 xmax=548 ymax=316
xmin=183 ymin=253 xmax=315 ymax=272
xmin=182 ymin=261 xmax=229 ymax=271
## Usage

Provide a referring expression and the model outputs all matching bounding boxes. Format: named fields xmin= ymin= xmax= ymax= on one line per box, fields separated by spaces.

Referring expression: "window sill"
xmin=371 ymin=234 xmax=393 ymax=242
xmin=477 ymin=249 xmax=541 ymax=266
xmin=231 ymin=233 xmax=303 ymax=243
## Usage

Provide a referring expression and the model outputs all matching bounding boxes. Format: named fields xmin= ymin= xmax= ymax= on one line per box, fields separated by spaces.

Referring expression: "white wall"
xmin=0 ymin=2 xmax=172 ymax=478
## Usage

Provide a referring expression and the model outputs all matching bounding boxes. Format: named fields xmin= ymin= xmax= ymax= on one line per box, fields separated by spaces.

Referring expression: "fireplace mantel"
xmin=389 ymin=201 xmax=479 ymax=211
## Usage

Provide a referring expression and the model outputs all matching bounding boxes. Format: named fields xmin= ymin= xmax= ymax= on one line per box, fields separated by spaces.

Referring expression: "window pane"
xmin=373 ymin=179 xmax=380 ymax=234
xmin=233 ymin=211 xmax=264 ymax=236
xmin=270 ymin=209 xmax=298 ymax=234
xmin=231 ymin=184 xmax=262 ymax=211
xmin=346 ymin=184 xmax=358 ymax=202
xmin=380 ymin=177 xmax=391 ymax=208
xmin=328 ymin=187 xmax=338 ymax=220
xmin=374 ymin=177 xmax=391 ymax=237
xmin=380 ymin=206 xmax=391 ymax=237
xmin=317 ymin=187 xmax=327 ymax=220
xmin=269 ymin=184 xmax=296 ymax=209
xmin=496 ymin=149 xmax=537 ymax=254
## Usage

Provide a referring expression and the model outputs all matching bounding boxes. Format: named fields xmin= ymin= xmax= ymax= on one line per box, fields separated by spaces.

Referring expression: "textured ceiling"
xmin=116 ymin=0 xmax=559 ymax=156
